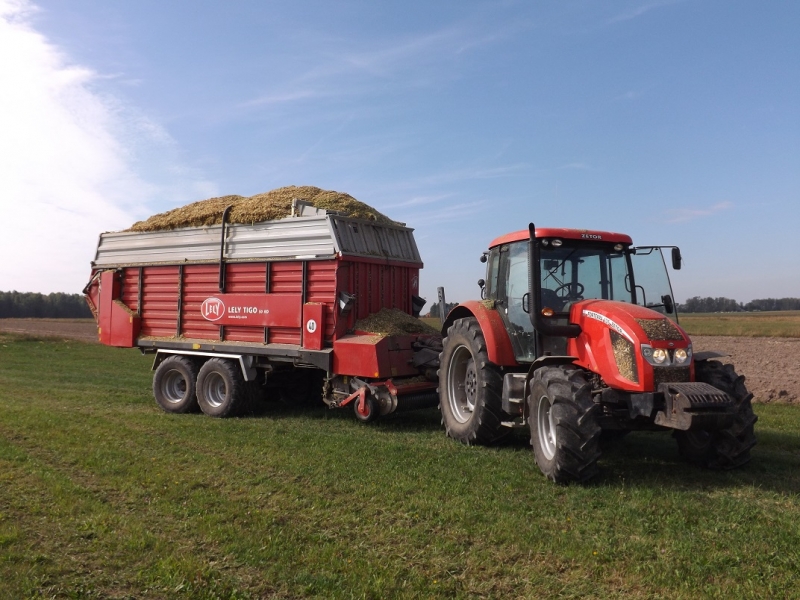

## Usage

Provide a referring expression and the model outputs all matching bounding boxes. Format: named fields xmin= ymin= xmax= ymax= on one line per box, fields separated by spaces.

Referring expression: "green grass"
xmin=678 ymin=311 xmax=800 ymax=337
xmin=1 ymin=333 xmax=799 ymax=598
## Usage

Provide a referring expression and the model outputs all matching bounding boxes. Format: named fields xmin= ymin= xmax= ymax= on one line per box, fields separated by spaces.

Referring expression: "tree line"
xmin=678 ymin=296 xmax=800 ymax=313
xmin=0 ymin=291 xmax=93 ymax=319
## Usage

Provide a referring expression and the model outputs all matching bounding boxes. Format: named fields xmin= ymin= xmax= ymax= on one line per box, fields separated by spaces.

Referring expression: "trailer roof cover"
xmin=128 ymin=185 xmax=398 ymax=232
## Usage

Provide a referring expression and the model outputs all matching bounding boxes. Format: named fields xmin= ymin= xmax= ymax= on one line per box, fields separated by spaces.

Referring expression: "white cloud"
xmin=0 ymin=0 xmax=213 ymax=294
xmin=607 ymin=0 xmax=685 ymax=24
xmin=664 ymin=201 xmax=732 ymax=223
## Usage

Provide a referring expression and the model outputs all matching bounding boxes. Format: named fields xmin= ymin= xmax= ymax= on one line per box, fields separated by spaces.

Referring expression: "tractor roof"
xmin=489 ymin=227 xmax=633 ymax=249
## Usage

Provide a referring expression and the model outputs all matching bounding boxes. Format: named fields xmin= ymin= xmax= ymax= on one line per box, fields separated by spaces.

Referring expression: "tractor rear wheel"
xmin=196 ymin=358 xmax=249 ymax=418
xmin=153 ymin=356 xmax=199 ymax=414
xmin=439 ymin=317 xmax=508 ymax=445
xmin=674 ymin=360 xmax=757 ymax=468
xmin=528 ymin=366 xmax=601 ymax=483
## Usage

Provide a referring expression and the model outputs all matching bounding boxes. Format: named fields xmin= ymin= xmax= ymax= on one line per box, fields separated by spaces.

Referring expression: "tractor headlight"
xmin=642 ymin=344 xmax=670 ymax=366
xmin=673 ymin=347 xmax=691 ymax=364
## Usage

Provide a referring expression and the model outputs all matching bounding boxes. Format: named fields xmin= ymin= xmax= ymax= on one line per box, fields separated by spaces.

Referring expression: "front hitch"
xmin=654 ymin=382 xmax=736 ymax=431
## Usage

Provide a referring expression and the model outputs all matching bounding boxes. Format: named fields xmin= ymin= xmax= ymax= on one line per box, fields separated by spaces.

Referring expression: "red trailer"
xmin=85 ymin=201 xmax=440 ymax=420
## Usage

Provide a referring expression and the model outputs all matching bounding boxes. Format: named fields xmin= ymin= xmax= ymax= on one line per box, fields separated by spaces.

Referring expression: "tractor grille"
xmin=653 ymin=366 xmax=690 ymax=386
xmin=611 ymin=331 xmax=638 ymax=384
xmin=637 ymin=318 xmax=684 ymax=341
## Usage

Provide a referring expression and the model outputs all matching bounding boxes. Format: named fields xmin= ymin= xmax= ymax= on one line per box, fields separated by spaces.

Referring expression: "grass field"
xmin=678 ymin=311 xmax=800 ymax=337
xmin=1 ymin=333 xmax=799 ymax=599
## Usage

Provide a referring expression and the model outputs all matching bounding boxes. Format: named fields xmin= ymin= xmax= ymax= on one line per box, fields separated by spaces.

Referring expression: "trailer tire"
xmin=529 ymin=366 xmax=601 ymax=484
xmin=674 ymin=360 xmax=757 ymax=469
xmin=439 ymin=317 xmax=509 ymax=445
xmin=153 ymin=356 xmax=199 ymax=414
xmin=196 ymin=358 xmax=247 ymax=418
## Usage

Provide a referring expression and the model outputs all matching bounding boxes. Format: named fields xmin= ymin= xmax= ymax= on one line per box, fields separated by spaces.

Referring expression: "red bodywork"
xmin=86 ymin=255 xmax=429 ymax=381
xmin=489 ymin=228 xmax=633 ymax=249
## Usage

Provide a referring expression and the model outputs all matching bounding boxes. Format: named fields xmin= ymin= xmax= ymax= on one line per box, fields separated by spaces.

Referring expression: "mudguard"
xmin=441 ymin=301 xmax=518 ymax=367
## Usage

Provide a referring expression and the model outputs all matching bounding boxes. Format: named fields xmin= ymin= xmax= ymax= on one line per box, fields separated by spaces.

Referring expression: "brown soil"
xmin=0 ymin=318 xmax=98 ymax=343
xmin=126 ymin=185 xmax=397 ymax=232
xmin=692 ymin=336 xmax=800 ymax=404
xmin=1 ymin=320 xmax=795 ymax=404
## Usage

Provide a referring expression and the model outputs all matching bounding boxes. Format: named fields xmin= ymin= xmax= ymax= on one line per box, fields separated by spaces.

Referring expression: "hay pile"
xmin=127 ymin=186 xmax=397 ymax=232
xmin=354 ymin=308 xmax=440 ymax=336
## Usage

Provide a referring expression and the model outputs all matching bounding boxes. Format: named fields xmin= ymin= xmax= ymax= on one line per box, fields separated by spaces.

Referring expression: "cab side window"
xmin=484 ymin=248 xmax=501 ymax=299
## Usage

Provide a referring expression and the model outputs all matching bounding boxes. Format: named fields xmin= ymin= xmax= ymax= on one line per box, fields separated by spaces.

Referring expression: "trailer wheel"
xmin=153 ymin=356 xmax=199 ymax=414
xmin=196 ymin=358 xmax=247 ymax=418
xmin=354 ymin=395 xmax=378 ymax=423
xmin=439 ymin=317 xmax=508 ymax=445
xmin=528 ymin=366 xmax=601 ymax=484
xmin=675 ymin=360 xmax=757 ymax=469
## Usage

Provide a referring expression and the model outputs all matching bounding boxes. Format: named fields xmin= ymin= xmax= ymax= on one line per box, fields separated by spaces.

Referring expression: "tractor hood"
xmin=566 ymin=299 xmax=692 ymax=393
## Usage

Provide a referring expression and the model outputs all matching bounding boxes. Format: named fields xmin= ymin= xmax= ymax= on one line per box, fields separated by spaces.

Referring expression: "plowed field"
xmin=1 ymin=319 xmax=797 ymax=404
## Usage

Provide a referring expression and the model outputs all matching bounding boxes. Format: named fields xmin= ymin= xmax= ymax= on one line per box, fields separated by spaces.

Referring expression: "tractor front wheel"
xmin=674 ymin=360 xmax=757 ymax=468
xmin=439 ymin=317 xmax=508 ymax=445
xmin=528 ymin=366 xmax=601 ymax=483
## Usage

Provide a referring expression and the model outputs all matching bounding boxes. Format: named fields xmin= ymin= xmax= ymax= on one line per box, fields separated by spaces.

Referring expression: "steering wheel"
xmin=553 ymin=282 xmax=585 ymax=298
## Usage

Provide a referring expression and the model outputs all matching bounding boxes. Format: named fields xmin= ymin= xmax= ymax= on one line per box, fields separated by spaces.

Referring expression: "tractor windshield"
xmin=539 ymin=243 xmax=632 ymax=310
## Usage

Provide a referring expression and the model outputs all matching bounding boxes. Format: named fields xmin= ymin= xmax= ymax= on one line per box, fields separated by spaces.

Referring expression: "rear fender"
xmin=441 ymin=301 xmax=517 ymax=367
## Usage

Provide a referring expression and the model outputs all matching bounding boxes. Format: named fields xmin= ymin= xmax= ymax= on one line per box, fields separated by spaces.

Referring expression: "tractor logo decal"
xmin=582 ymin=310 xmax=633 ymax=342
xmin=201 ymin=297 xmax=226 ymax=321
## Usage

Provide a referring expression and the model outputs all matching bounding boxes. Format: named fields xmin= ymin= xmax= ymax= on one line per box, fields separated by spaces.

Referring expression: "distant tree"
xmin=427 ymin=301 xmax=459 ymax=319
xmin=678 ymin=296 xmax=800 ymax=313
xmin=0 ymin=291 xmax=92 ymax=318
xmin=743 ymin=298 xmax=800 ymax=312
xmin=677 ymin=296 xmax=743 ymax=313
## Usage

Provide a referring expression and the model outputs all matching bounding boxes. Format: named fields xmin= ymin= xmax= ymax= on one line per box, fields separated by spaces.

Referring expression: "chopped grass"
xmin=1 ymin=334 xmax=799 ymax=598
xmin=127 ymin=185 xmax=397 ymax=232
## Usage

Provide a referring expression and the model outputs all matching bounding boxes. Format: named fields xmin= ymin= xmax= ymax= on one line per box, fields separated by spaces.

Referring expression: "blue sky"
xmin=1 ymin=0 xmax=797 ymax=304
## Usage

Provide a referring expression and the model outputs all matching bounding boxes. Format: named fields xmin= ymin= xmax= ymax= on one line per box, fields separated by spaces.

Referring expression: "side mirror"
xmin=671 ymin=247 xmax=682 ymax=270
xmin=477 ymin=278 xmax=485 ymax=289
xmin=661 ymin=294 xmax=674 ymax=314
xmin=480 ymin=254 xmax=488 ymax=263
xmin=522 ymin=292 xmax=530 ymax=313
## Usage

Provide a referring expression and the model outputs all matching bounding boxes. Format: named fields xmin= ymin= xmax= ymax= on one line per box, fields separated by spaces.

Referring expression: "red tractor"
xmin=438 ymin=224 xmax=757 ymax=483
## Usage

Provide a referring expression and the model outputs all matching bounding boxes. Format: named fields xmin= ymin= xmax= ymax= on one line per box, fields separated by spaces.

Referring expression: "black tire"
xmin=674 ymin=360 xmax=757 ymax=469
xmin=196 ymin=358 xmax=248 ymax=418
xmin=153 ymin=356 xmax=199 ymax=414
xmin=353 ymin=395 xmax=378 ymax=423
xmin=439 ymin=317 xmax=509 ymax=445
xmin=528 ymin=366 xmax=601 ymax=484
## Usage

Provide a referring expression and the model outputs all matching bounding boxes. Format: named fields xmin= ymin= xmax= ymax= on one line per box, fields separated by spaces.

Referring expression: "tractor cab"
xmin=482 ymin=226 xmax=680 ymax=363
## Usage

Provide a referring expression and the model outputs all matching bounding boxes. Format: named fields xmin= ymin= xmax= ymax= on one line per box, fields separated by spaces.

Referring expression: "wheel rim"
xmin=162 ymin=369 xmax=187 ymax=404
xmin=537 ymin=394 xmax=556 ymax=460
xmin=447 ymin=345 xmax=477 ymax=423
xmin=202 ymin=372 xmax=228 ymax=408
